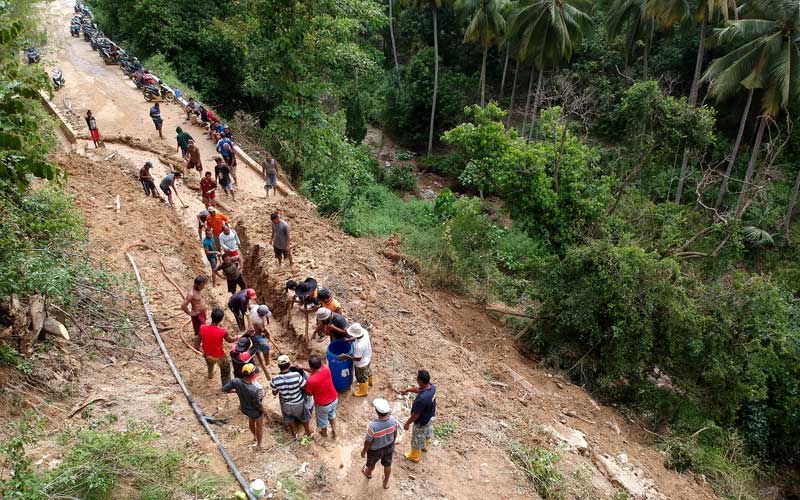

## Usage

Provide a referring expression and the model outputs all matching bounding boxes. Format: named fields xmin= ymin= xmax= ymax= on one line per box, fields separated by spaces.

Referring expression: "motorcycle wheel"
xmin=164 ymin=92 xmax=175 ymax=103
xmin=143 ymin=91 xmax=154 ymax=102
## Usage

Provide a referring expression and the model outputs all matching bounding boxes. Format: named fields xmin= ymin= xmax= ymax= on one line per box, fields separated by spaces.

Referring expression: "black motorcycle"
xmin=101 ymin=45 xmax=120 ymax=65
xmin=70 ymin=22 xmax=81 ymax=37
xmin=83 ymin=26 xmax=95 ymax=42
xmin=143 ymin=82 xmax=175 ymax=103
xmin=90 ymin=34 xmax=108 ymax=51
xmin=52 ymin=69 xmax=65 ymax=90
xmin=26 ymin=48 xmax=40 ymax=64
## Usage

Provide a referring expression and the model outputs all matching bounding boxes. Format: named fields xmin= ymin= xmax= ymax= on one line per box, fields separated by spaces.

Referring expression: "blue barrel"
xmin=326 ymin=340 xmax=354 ymax=392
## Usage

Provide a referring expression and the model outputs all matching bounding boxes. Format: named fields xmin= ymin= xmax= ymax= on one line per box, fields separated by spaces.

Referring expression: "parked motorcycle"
xmin=121 ymin=56 xmax=141 ymax=76
xmin=26 ymin=48 xmax=40 ymax=64
xmin=143 ymin=83 xmax=175 ymax=103
xmin=74 ymin=1 xmax=82 ymax=13
xmin=132 ymin=69 xmax=157 ymax=89
xmin=101 ymin=44 xmax=120 ymax=65
xmin=83 ymin=26 xmax=95 ymax=42
xmin=52 ymin=69 xmax=65 ymax=91
xmin=70 ymin=22 xmax=81 ymax=37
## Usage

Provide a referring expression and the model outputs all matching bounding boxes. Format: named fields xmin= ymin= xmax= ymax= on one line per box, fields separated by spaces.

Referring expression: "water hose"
xmin=126 ymin=250 xmax=256 ymax=500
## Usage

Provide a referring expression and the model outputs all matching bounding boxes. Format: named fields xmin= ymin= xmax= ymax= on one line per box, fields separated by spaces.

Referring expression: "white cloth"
xmin=218 ymin=229 xmax=240 ymax=252
xmin=352 ymin=332 xmax=372 ymax=368
xmin=249 ymin=304 xmax=265 ymax=330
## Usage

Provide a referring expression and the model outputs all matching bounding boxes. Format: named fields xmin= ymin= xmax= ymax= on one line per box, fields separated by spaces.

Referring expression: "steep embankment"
xmin=32 ymin=0 xmax=720 ymax=498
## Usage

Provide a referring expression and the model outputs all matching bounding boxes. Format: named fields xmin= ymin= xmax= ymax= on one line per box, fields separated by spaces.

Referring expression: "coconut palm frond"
xmin=742 ymin=225 xmax=775 ymax=245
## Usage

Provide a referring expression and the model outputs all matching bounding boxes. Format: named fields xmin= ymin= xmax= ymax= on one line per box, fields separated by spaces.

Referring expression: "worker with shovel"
xmin=159 ymin=171 xmax=184 ymax=208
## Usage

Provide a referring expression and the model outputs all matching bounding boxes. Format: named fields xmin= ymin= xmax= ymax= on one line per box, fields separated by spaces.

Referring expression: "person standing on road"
xmin=159 ymin=171 xmax=183 ymax=208
xmin=150 ymin=102 xmax=164 ymax=139
xmin=200 ymin=308 xmax=236 ymax=385
xmin=228 ymin=288 xmax=257 ymax=331
xmin=215 ymin=253 xmax=247 ymax=295
xmin=222 ymin=363 xmax=266 ymax=450
xmin=139 ymin=161 xmax=159 ymax=199
xmin=200 ymin=171 xmax=216 ymax=209
xmin=216 ymin=157 xmax=236 ymax=202
xmin=176 ymin=126 xmax=193 ymax=157
xmin=261 ymin=152 xmax=280 ymax=198
xmin=202 ymin=227 xmax=220 ymax=286
xmin=270 ymin=355 xmax=312 ymax=439
xmin=302 ymin=355 xmax=338 ymax=439
xmin=339 ymin=323 xmax=372 ymax=397
xmin=85 ymin=110 xmax=101 ymax=148
xmin=185 ymin=139 xmax=202 ymax=173
xmin=181 ymin=275 xmax=208 ymax=350
xmin=401 ymin=370 xmax=437 ymax=463
xmin=221 ymin=142 xmax=237 ymax=184
xmin=270 ymin=212 xmax=293 ymax=266
xmin=361 ymin=398 xmax=398 ymax=489
xmin=218 ymin=223 xmax=242 ymax=265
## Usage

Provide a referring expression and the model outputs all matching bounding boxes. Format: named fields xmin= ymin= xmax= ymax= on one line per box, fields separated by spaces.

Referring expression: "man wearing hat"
xmin=338 ymin=323 xmax=373 ymax=397
xmin=314 ymin=307 xmax=349 ymax=342
xmin=228 ymin=288 xmax=257 ymax=331
xmin=205 ymin=206 xmax=230 ymax=238
xmin=361 ymin=398 xmax=398 ymax=489
xmin=139 ymin=161 xmax=159 ymax=198
xmin=222 ymin=363 xmax=265 ymax=450
xmin=270 ymin=355 xmax=312 ymax=438
xmin=244 ymin=304 xmax=272 ymax=374
xmin=230 ymin=337 xmax=257 ymax=378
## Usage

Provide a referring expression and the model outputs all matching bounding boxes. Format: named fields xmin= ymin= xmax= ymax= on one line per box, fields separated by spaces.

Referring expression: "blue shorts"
xmin=207 ymin=255 xmax=217 ymax=270
xmin=265 ymin=173 xmax=277 ymax=187
xmin=252 ymin=335 xmax=270 ymax=354
xmin=315 ymin=398 xmax=338 ymax=429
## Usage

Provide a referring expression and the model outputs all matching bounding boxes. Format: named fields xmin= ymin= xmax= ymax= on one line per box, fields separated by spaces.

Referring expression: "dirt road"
xmin=33 ymin=0 xmax=721 ymax=498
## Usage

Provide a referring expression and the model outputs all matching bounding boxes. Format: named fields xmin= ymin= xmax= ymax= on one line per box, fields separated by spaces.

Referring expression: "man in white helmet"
xmin=360 ymin=398 xmax=398 ymax=490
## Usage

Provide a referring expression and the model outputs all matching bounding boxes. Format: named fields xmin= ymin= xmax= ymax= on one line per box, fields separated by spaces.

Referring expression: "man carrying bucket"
xmin=337 ymin=323 xmax=372 ymax=397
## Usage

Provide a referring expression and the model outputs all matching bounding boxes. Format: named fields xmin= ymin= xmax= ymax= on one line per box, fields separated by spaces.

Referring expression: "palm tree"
xmin=457 ymin=0 xmax=507 ymax=106
xmin=404 ymin=0 xmax=454 ymax=156
xmin=508 ymin=0 xmax=591 ymax=140
xmin=607 ymin=0 xmax=655 ymax=77
xmin=702 ymin=0 xmax=800 ymax=218
xmin=646 ymin=0 xmax=732 ymax=203
xmin=389 ymin=0 xmax=400 ymax=71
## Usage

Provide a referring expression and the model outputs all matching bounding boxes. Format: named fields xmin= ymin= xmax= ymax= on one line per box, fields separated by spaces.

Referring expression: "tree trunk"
xmin=480 ymin=42 xmax=488 ymax=106
xmin=520 ymin=66 xmax=536 ymax=134
xmin=643 ymin=19 xmax=654 ymax=79
xmin=427 ymin=4 xmax=439 ymax=157
xmin=734 ymin=117 xmax=767 ymax=218
xmin=389 ymin=0 xmax=399 ymax=71
xmin=784 ymin=165 xmax=800 ymax=238
xmin=499 ymin=44 xmax=510 ymax=99
xmin=506 ymin=59 xmax=519 ymax=128
xmin=553 ymin=115 xmax=570 ymax=192
xmin=527 ymin=67 xmax=544 ymax=141
xmin=673 ymin=13 xmax=707 ymax=203
xmin=715 ymin=87 xmax=753 ymax=212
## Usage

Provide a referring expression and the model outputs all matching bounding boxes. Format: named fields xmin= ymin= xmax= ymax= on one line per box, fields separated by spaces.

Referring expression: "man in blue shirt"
xmin=149 ymin=102 xmax=164 ymax=139
xmin=400 ymin=369 xmax=436 ymax=463
xmin=202 ymin=227 xmax=219 ymax=286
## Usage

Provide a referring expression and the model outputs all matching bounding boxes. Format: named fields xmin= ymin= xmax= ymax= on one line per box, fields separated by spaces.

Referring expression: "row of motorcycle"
xmin=69 ymin=1 xmax=175 ymax=102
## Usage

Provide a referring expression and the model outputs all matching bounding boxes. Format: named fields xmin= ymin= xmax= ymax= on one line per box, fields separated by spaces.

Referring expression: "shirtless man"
xmin=181 ymin=275 xmax=208 ymax=350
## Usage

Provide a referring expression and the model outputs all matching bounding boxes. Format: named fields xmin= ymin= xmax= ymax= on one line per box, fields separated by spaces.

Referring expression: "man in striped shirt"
xmin=361 ymin=398 xmax=398 ymax=490
xmin=270 ymin=354 xmax=311 ymax=438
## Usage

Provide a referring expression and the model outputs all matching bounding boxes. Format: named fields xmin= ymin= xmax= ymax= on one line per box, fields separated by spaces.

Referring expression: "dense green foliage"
xmin=0 ymin=1 xmax=60 ymax=188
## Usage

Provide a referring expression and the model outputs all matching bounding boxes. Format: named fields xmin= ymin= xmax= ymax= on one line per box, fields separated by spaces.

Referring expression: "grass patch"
xmin=660 ymin=432 xmax=759 ymax=500
xmin=508 ymin=443 xmax=565 ymax=500
xmin=0 ymin=417 xmax=225 ymax=500
xmin=276 ymin=474 xmax=308 ymax=500
xmin=433 ymin=420 xmax=458 ymax=440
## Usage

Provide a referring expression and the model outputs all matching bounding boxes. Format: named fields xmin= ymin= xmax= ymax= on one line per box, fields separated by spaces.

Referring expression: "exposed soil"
xmin=6 ymin=1 xmax=723 ymax=498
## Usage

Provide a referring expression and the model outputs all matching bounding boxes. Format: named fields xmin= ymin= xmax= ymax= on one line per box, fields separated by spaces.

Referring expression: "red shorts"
xmin=90 ymin=129 xmax=101 ymax=141
xmin=225 ymin=250 xmax=239 ymax=258
xmin=191 ymin=311 xmax=207 ymax=336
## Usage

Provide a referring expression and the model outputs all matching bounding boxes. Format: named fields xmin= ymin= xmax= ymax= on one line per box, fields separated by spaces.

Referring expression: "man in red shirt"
xmin=200 ymin=308 xmax=237 ymax=385
xmin=200 ymin=171 xmax=217 ymax=209
xmin=303 ymin=355 xmax=339 ymax=438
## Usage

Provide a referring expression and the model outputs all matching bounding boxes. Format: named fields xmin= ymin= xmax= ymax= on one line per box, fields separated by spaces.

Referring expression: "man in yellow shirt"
xmin=318 ymin=288 xmax=342 ymax=314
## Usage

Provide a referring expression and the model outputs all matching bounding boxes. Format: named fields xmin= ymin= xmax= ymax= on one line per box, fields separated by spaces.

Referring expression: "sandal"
xmin=361 ymin=465 xmax=373 ymax=479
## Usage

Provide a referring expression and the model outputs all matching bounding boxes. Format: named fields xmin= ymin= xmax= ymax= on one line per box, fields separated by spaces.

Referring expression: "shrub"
xmin=420 ymin=152 xmax=465 ymax=178
xmin=384 ymin=164 xmax=416 ymax=192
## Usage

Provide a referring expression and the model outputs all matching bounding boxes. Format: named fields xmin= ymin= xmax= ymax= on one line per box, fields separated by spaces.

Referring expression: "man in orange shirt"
xmin=206 ymin=206 xmax=230 ymax=238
